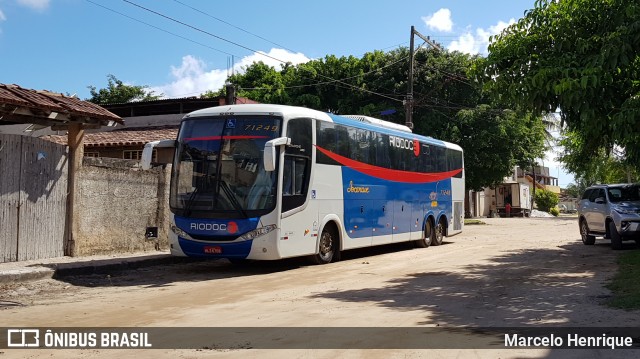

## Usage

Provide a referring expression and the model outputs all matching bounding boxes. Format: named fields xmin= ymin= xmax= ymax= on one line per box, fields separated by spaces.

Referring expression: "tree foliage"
xmin=221 ymin=48 xmax=547 ymax=190
xmin=559 ymin=129 xmax=638 ymax=187
xmin=477 ymin=0 xmax=640 ymax=174
xmin=535 ymin=188 xmax=559 ymax=212
xmin=87 ymin=74 xmax=162 ymax=104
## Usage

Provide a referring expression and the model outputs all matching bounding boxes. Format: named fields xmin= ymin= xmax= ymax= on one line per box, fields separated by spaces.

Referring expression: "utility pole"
xmin=405 ymin=25 xmax=442 ymax=130
xmin=225 ymin=82 xmax=236 ymax=105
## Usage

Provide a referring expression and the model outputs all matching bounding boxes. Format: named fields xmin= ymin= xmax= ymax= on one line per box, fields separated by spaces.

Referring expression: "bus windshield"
xmin=170 ymin=116 xmax=282 ymax=218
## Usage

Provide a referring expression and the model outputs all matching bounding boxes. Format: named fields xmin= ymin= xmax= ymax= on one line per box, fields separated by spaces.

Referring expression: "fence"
xmin=0 ymin=134 xmax=68 ymax=262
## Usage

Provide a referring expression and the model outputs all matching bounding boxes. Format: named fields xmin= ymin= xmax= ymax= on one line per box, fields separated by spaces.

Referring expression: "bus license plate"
xmin=204 ymin=246 xmax=222 ymax=254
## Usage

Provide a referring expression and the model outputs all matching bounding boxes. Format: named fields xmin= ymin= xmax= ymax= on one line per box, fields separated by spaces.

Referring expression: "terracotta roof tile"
xmin=42 ymin=127 xmax=178 ymax=147
xmin=0 ymin=83 xmax=123 ymax=124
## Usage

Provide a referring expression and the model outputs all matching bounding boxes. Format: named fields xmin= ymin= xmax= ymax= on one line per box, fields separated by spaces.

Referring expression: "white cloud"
xmin=234 ymin=48 xmax=309 ymax=71
xmin=422 ymin=8 xmax=453 ymax=32
xmin=0 ymin=9 xmax=6 ymax=21
xmin=17 ymin=0 xmax=50 ymax=11
xmin=448 ymin=19 xmax=516 ymax=55
xmin=151 ymin=49 xmax=310 ymax=98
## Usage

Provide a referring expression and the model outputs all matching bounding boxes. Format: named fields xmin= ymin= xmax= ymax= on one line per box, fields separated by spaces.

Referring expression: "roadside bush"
xmin=535 ymin=189 xmax=559 ymax=212
xmin=549 ymin=207 xmax=560 ymax=216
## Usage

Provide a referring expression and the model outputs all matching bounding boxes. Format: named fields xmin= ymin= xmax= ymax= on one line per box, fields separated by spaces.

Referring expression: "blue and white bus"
xmin=146 ymin=104 xmax=464 ymax=264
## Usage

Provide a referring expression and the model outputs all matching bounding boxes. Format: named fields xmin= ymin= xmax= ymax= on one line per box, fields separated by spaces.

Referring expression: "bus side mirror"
xmin=141 ymin=139 xmax=176 ymax=170
xmin=264 ymin=137 xmax=290 ymax=172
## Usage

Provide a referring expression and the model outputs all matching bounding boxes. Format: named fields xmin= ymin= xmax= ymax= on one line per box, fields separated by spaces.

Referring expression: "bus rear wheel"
xmin=310 ymin=226 xmax=339 ymax=265
xmin=431 ymin=219 xmax=445 ymax=246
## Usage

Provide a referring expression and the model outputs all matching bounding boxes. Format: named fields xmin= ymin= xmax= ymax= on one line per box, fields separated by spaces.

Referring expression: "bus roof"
xmin=185 ymin=103 xmax=328 ymax=120
xmin=183 ymin=104 xmax=462 ymax=152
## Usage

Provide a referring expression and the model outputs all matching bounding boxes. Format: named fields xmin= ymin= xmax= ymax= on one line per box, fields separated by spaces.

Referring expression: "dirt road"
xmin=1 ymin=217 xmax=639 ymax=358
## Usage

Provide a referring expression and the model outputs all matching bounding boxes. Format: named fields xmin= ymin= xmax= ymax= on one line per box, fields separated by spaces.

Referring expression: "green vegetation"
xmin=222 ymin=49 xmax=546 ymax=191
xmin=549 ymin=207 xmax=559 ymax=217
xmin=464 ymin=219 xmax=486 ymax=225
xmin=534 ymin=189 xmax=559 ymax=212
xmin=87 ymin=74 xmax=161 ymax=104
xmin=477 ymin=0 xmax=640 ymax=182
xmin=607 ymin=250 xmax=640 ymax=310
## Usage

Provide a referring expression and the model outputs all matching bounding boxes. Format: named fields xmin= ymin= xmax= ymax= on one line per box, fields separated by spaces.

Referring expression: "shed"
xmin=0 ymin=83 xmax=123 ymax=256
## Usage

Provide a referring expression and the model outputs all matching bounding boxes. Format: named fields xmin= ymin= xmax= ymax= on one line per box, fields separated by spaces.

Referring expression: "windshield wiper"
xmin=219 ymin=180 xmax=249 ymax=218
xmin=183 ymin=186 xmax=200 ymax=216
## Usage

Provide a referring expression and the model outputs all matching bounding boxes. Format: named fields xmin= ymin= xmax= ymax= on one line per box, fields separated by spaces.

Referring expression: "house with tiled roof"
xmin=38 ymin=96 xmax=257 ymax=162
xmin=42 ymin=126 xmax=179 ymax=163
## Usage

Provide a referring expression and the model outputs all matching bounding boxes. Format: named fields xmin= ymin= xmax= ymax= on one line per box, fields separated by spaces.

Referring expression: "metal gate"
xmin=0 ymin=134 xmax=68 ymax=262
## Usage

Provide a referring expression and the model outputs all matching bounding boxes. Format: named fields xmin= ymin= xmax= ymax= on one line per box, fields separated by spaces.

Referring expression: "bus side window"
xmin=283 ymin=156 xmax=308 ymax=196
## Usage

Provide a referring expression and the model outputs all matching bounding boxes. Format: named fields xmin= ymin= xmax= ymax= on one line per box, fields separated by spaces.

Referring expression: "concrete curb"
xmin=0 ymin=255 xmax=199 ymax=284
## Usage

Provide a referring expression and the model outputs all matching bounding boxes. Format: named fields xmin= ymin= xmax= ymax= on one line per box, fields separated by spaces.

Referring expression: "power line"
xmin=171 ymin=0 xmax=297 ymax=53
xmin=84 ymin=0 xmax=409 ymax=102
xmin=122 ymin=0 xmax=285 ymax=64
xmin=85 ymin=0 xmax=238 ymax=57
xmin=121 ymin=0 xmax=404 ymax=102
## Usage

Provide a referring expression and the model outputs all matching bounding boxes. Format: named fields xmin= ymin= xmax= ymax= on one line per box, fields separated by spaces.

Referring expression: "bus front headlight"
xmin=170 ymin=224 xmax=194 ymax=240
xmin=238 ymin=224 xmax=277 ymax=241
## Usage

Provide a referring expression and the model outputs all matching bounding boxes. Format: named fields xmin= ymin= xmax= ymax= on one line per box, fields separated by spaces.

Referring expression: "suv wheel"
xmin=609 ymin=221 xmax=623 ymax=250
xmin=580 ymin=220 xmax=596 ymax=245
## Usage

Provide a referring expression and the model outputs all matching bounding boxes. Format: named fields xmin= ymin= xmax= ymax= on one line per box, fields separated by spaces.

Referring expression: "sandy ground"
xmin=1 ymin=216 xmax=639 ymax=358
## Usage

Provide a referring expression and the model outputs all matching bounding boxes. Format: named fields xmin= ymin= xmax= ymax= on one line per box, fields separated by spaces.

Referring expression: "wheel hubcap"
xmin=319 ymin=232 xmax=333 ymax=260
xmin=435 ymin=223 xmax=443 ymax=242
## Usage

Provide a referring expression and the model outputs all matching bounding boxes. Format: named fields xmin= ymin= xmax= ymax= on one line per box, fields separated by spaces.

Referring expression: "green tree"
xmin=477 ymin=0 xmax=640 ymax=174
xmin=87 ymin=74 xmax=162 ymax=104
xmin=564 ymin=183 xmax=583 ymax=199
xmin=449 ymin=106 xmax=545 ymax=191
xmin=222 ymin=48 xmax=548 ymax=190
xmin=559 ymin=130 xmax=638 ymax=185
xmin=535 ymin=188 xmax=559 ymax=212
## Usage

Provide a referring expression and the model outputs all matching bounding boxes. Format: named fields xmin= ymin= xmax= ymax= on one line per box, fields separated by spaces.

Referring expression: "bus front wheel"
xmin=310 ymin=226 xmax=339 ymax=265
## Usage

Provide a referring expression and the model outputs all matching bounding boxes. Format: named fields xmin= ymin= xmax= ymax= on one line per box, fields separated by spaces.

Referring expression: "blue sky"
xmin=0 ymin=0 xmax=575 ymax=186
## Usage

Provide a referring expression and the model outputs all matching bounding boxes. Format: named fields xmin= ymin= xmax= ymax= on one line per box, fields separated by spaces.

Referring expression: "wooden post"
xmin=65 ymin=123 xmax=84 ymax=256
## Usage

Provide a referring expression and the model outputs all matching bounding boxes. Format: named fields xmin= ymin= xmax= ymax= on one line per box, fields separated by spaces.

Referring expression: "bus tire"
xmin=310 ymin=225 xmax=339 ymax=265
xmin=431 ymin=218 xmax=445 ymax=246
xmin=415 ymin=218 xmax=434 ymax=248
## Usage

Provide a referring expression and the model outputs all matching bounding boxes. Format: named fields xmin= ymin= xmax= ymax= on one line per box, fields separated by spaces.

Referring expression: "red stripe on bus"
xmin=183 ymin=135 xmax=269 ymax=141
xmin=315 ymin=145 xmax=462 ymax=183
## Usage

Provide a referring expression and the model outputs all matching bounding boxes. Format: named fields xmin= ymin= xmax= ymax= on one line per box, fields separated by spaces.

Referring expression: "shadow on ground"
xmin=42 ymin=241 xmax=428 ymax=289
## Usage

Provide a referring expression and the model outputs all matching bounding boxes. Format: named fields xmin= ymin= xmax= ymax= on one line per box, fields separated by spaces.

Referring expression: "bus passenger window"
xmin=283 ymin=156 xmax=308 ymax=196
xmin=282 ymin=155 xmax=309 ymax=212
xmin=294 ymin=157 xmax=306 ymax=195
xmin=283 ymin=158 xmax=293 ymax=195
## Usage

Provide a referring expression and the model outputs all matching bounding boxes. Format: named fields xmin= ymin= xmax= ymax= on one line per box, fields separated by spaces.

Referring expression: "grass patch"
xmin=606 ymin=249 xmax=640 ymax=310
xmin=464 ymin=219 xmax=486 ymax=225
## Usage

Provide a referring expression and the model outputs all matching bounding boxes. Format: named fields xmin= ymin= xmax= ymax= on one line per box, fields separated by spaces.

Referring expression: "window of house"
xmin=123 ymin=149 xmax=157 ymax=162
xmin=84 ymin=152 xmax=100 ymax=158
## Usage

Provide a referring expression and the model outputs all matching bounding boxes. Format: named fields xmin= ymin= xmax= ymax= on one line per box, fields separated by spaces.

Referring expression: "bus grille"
xmin=188 ymin=234 xmax=238 ymax=242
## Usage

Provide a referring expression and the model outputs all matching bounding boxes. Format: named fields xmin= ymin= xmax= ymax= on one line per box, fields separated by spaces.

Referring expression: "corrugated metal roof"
xmin=0 ymin=83 xmax=123 ymax=125
xmin=42 ymin=127 xmax=178 ymax=147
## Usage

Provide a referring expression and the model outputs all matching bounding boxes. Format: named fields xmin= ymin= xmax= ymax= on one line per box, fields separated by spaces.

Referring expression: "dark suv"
xmin=577 ymin=184 xmax=640 ymax=249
